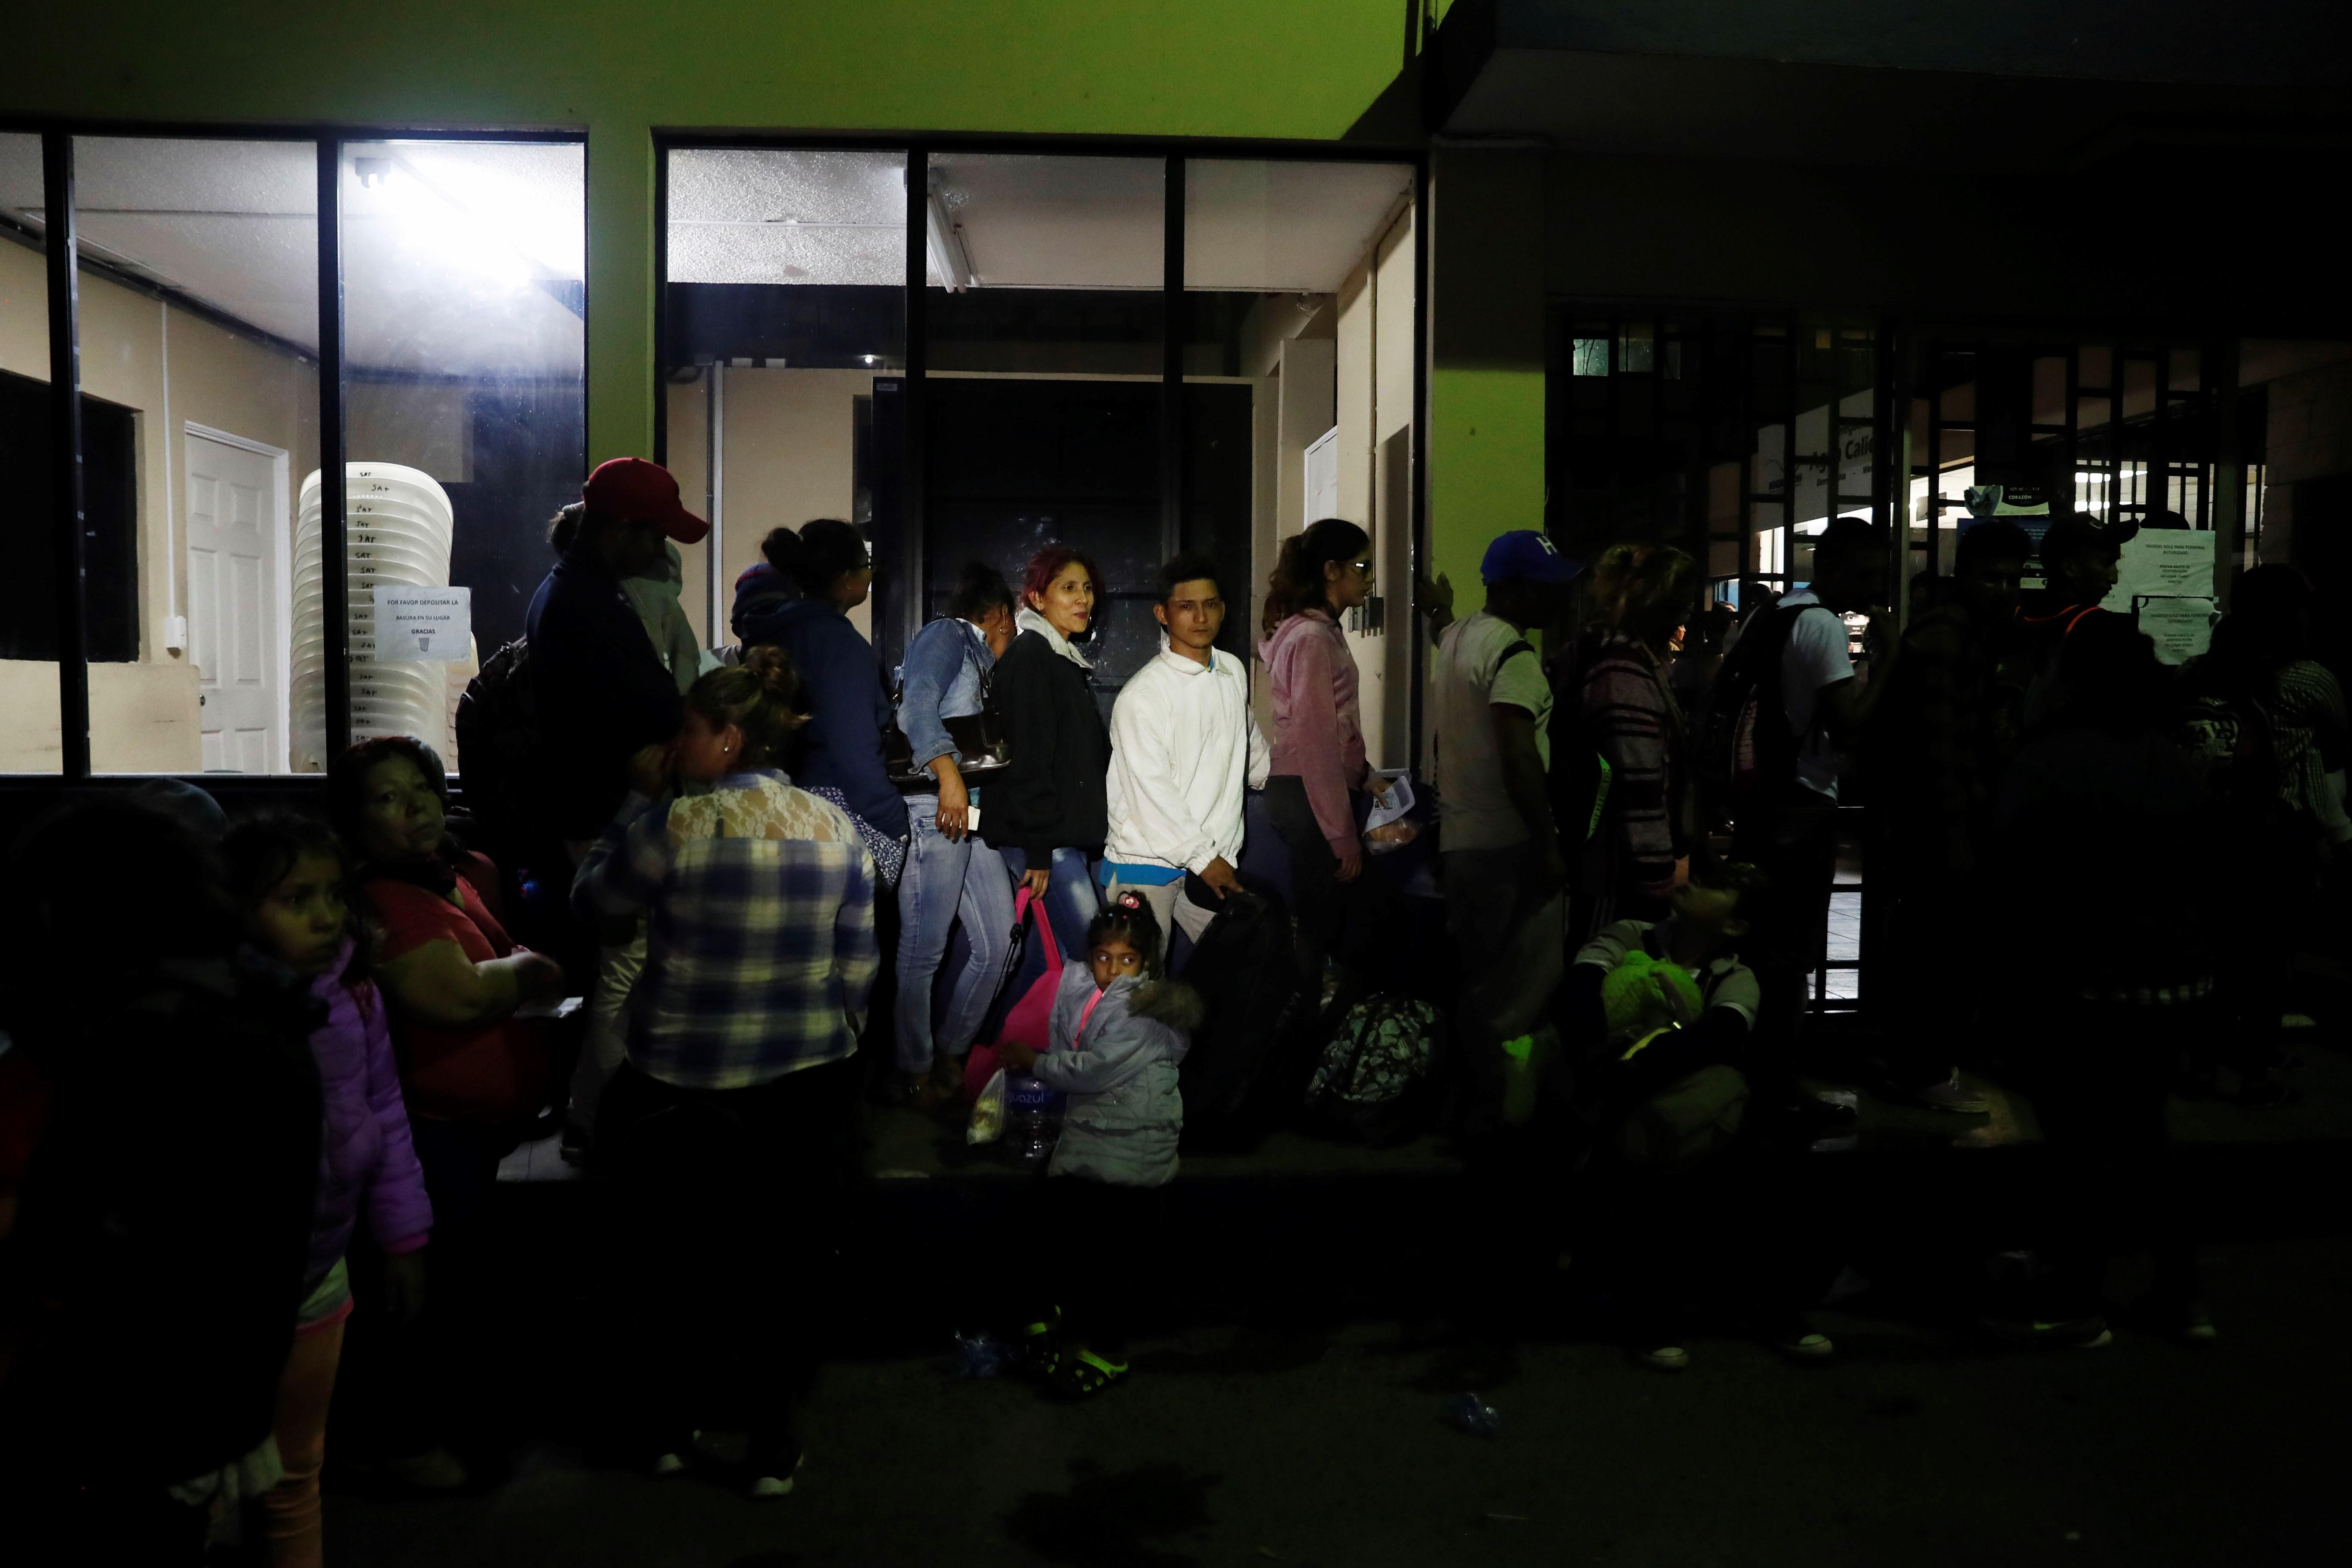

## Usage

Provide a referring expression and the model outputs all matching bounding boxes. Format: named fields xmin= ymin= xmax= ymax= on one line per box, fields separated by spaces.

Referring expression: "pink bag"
xmin=962 ymin=886 xmax=1064 ymax=1102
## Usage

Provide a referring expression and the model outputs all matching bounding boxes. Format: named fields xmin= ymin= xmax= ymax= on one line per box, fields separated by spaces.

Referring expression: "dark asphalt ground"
xmin=324 ymin=1234 xmax=2347 ymax=1568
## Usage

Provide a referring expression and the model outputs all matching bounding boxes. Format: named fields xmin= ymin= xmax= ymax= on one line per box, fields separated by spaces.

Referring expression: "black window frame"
xmin=4 ymin=122 xmax=1425 ymax=784
xmin=0 ymin=117 xmax=588 ymax=784
xmin=651 ymin=131 xmax=1430 ymax=741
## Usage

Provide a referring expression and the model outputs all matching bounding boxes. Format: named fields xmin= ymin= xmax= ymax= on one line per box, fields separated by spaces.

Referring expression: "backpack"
xmin=1693 ymin=601 xmax=1835 ymax=828
xmin=1176 ymin=877 xmax=1309 ymax=1153
xmin=1306 ymin=995 xmax=1444 ymax=1145
xmin=452 ymin=637 xmax=547 ymax=848
xmin=1544 ymin=634 xmax=1615 ymax=850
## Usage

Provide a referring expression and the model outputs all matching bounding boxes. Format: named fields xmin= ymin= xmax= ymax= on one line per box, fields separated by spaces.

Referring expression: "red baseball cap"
xmin=582 ymin=457 xmax=708 ymax=545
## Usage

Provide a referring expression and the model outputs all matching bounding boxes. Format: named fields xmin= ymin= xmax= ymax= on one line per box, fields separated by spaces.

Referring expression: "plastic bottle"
xmin=1446 ymin=1392 xmax=1502 ymax=1437
xmin=951 ymin=1330 xmax=1012 ymax=1379
xmin=1004 ymin=1070 xmax=1065 ymax=1168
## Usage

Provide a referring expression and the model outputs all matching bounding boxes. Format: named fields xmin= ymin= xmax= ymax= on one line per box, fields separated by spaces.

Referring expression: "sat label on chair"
xmin=375 ymin=586 xmax=472 ymax=662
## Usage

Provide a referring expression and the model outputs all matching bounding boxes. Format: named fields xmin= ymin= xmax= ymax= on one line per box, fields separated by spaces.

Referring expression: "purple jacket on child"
xmin=306 ymin=943 xmax=432 ymax=1286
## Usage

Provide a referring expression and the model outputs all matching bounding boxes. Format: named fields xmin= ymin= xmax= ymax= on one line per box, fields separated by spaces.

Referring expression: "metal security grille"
xmin=1550 ymin=310 xmax=1888 ymax=614
xmin=1906 ymin=336 xmax=2260 ymax=589
xmin=1548 ymin=306 xmax=1891 ymax=1012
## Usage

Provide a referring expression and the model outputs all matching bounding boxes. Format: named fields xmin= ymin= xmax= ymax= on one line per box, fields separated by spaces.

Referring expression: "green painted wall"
xmin=1427 ymin=149 xmax=1547 ymax=620
xmin=1427 ymin=367 xmax=1546 ymax=611
xmin=5 ymin=1 xmax=1413 ymax=461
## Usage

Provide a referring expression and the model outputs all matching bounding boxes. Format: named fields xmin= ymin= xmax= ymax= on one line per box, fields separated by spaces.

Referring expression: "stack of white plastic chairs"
xmin=291 ymin=463 xmax=471 ymax=773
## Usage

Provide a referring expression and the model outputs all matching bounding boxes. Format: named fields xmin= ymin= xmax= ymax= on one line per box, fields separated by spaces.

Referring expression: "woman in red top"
xmin=327 ymin=735 xmax=564 ymax=1485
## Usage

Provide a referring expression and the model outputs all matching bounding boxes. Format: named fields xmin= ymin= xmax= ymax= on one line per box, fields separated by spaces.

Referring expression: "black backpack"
xmin=1176 ymin=876 xmax=1309 ymax=1152
xmin=452 ymin=637 xmax=547 ymax=848
xmin=1693 ymin=600 xmax=1835 ymax=830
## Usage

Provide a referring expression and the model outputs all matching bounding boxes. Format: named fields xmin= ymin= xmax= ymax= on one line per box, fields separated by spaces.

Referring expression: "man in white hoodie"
xmin=1102 ymin=553 xmax=1272 ymax=959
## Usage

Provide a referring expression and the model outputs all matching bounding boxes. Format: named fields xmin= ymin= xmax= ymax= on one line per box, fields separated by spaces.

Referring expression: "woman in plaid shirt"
xmin=573 ymin=646 xmax=877 ymax=1498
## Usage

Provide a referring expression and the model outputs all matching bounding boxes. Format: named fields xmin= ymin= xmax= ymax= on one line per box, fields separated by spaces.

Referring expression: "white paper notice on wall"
xmin=2101 ymin=531 xmax=2214 ymax=612
xmin=374 ymin=586 xmax=472 ymax=662
xmin=2137 ymin=596 xmax=2218 ymax=666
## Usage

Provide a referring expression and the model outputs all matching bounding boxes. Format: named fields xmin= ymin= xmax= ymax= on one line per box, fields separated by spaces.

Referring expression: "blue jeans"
xmin=996 ymin=845 xmax=1101 ymax=966
xmin=894 ymin=799 xmax=1018 ymax=1072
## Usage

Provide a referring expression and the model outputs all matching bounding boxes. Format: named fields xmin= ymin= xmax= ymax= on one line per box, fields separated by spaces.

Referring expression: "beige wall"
xmin=729 ymin=366 xmax=874 ymax=644
xmin=667 ymin=374 xmax=716 ymax=642
xmin=0 ymin=239 xmax=48 ymax=376
xmin=1331 ymin=201 xmax=1418 ymax=770
xmin=1 ymin=240 xmax=318 ymax=772
xmin=1259 ymin=336 xmax=1338 ymax=736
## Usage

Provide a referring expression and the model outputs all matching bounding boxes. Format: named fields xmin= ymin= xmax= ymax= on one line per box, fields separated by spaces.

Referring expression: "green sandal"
xmin=1020 ymin=1309 xmax=1064 ymax=1379
xmin=1050 ymin=1347 xmax=1130 ymax=1399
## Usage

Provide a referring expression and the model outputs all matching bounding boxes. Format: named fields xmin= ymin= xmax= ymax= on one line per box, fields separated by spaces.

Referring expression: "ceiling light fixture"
xmin=365 ymin=155 xmax=534 ymax=292
xmin=924 ymin=169 xmax=974 ymax=293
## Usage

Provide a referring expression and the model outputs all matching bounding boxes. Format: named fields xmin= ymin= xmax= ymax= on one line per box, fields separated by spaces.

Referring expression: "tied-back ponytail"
xmin=684 ymin=646 xmax=808 ymax=767
xmin=1261 ymin=517 xmax=1369 ymax=638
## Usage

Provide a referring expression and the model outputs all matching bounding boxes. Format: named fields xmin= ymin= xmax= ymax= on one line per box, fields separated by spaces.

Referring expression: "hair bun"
xmin=741 ymin=644 xmax=798 ymax=701
xmin=759 ymin=525 xmax=808 ymax=575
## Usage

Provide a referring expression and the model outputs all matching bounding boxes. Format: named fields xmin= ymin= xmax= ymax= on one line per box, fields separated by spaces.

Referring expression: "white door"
xmin=1305 ymin=424 xmax=1340 ymax=524
xmin=185 ymin=432 xmax=283 ymax=772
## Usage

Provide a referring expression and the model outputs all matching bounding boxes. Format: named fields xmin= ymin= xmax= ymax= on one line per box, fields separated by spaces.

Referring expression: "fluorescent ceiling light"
xmin=925 ymin=170 xmax=974 ymax=292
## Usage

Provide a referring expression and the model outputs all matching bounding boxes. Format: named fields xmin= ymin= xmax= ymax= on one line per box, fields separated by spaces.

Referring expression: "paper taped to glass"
xmin=374 ymin=586 xmax=472 ymax=662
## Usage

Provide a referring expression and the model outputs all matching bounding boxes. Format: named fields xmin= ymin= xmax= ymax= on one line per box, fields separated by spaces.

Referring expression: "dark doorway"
xmin=1 ymin=367 xmax=138 ymax=662
xmin=870 ymin=377 xmax=1252 ymax=710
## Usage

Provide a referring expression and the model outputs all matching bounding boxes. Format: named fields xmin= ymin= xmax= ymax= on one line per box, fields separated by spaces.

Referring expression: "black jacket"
xmin=527 ymin=551 xmax=686 ymax=839
xmin=985 ymin=630 xmax=1110 ymax=864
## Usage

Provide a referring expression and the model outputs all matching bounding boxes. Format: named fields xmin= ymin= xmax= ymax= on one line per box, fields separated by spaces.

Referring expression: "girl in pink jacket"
xmin=1259 ymin=518 xmax=1378 ymax=1008
xmin=227 ymin=816 xmax=432 ymax=1568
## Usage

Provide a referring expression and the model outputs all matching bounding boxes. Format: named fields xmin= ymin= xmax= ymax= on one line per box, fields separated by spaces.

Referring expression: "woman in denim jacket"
xmin=895 ymin=562 xmax=1020 ymax=1103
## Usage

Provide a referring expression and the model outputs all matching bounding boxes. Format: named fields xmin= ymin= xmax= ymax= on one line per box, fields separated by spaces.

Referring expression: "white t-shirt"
xmin=1432 ymin=609 xmax=1553 ymax=852
xmin=1776 ymin=589 xmax=1854 ymax=801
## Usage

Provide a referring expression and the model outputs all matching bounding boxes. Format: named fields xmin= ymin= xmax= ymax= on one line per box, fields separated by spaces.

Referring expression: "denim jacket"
xmin=897 ymin=617 xmax=995 ymax=792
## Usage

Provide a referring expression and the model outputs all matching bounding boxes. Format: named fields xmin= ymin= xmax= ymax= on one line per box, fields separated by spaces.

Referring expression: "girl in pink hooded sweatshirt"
xmin=1259 ymin=517 xmax=1379 ymax=1006
xmin=226 ymin=816 xmax=432 ymax=1568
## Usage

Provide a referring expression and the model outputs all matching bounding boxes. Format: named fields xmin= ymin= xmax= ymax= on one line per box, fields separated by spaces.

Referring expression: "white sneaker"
xmin=747 ymin=1447 xmax=805 ymax=1500
xmin=1632 ymin=1342 xmax=1690 ymax=1372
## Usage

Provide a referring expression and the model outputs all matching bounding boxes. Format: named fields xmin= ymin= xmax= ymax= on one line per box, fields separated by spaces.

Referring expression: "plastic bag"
xmin=967 ymin=1066 xmax=1008 ymax=1145
xmin=951 ymin=1330 xmax=1013 ymax=1379
xmin=1364 ymin=772 xmax=1418 ymax=854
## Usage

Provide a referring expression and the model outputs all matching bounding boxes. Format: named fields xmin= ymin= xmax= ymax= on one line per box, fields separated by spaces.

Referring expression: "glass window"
xmin=918 ymin=153 xmax=1164 ymax=704
xmin=323 ymin=139 xmax=585 ymax=774
xmin=60 ymin=135 xmax=320 ymax=774
xmin=664 ymin=148 xmax=908 ymax=655
xmin=0 ymin=131 xmax=54 ymax=773
xmin=1617 ymin=322 xmax=1654 ymax=375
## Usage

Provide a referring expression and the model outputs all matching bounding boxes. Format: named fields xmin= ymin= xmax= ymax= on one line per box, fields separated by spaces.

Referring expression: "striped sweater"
xmin=1578 ymin=633 xmax=1685 ymax=919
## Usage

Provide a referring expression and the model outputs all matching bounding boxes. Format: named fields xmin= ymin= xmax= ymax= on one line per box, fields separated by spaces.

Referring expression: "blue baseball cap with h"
xmin=1480 ymin=530 xmax=1581 ymax=586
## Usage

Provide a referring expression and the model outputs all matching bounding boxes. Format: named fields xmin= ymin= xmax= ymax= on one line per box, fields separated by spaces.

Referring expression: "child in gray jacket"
xmin=1001 ymin=892 xmax=1202 ymax=1397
